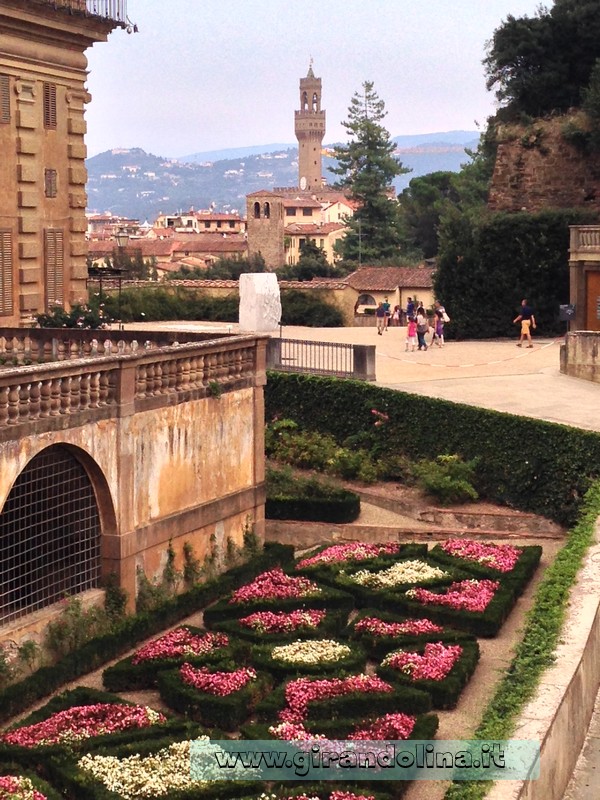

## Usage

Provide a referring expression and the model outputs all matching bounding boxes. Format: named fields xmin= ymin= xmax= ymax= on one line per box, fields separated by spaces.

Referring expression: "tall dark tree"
xmin=485 ymin=0 xmax=600 ymax=121
xmin=330 ymin=81 xmax=409 ymax=263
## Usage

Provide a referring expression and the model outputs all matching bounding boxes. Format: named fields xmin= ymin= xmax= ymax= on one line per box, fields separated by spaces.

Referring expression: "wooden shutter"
xmin=0 ymin=230 xmax=13 ymax=315
xmin=45 ymin=229 xmax=64 ymax=306
xmin=43 ymin=83 xmax=57 ymax=129
xmin=0 ymin=75 xmax=9 ymax=124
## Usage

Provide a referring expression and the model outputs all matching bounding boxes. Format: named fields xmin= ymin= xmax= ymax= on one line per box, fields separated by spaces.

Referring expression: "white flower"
xmin=270 ymin=639 xmax=351 ymax=665
xmin=346 ymin=560 xmax=448 ymax=589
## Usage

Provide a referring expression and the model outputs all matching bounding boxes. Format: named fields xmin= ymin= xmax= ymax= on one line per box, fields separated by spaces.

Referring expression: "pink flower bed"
xmin=440 ymin=538 xmax=522 ymax=572
xmin=296 ymin=543 xmax=402 ymax=570
xmin=230 ymin=568 xmax=321 ymax=605
xmin=131 ymin=628 xmax=228 ymax=665
xmin=239 ymin=609 xmax=326 ymax=634
xmin=279 ymin=674 xmax=393 ymax=723
xmin=349 ymin=711 xmax=416 ymax=740
xmin=282 ymin=794 xmax=375 ymax=800
xmin=382 ymin=642 xmax=463 ymax=681
xmin=0 ymin=776 xmax=46 ymax=800
xmin=406 ymin=579 xmax=500 ymax=612
xmin=354 ymin=616 xmax=443 ymax=638
xmin=0 ymin=703 xmax=166 ymax=747
xmin=179 ymin=664 xmax=257 ymax=696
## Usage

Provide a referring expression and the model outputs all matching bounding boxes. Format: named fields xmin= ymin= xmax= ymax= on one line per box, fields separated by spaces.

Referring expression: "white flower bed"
xmin=346 ymin=560 xmax=448 ymax=589
xmin=270 ymin=639 xmax=352 ymax=666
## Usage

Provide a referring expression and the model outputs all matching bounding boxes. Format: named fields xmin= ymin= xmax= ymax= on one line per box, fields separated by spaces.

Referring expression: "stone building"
xmin=0 ymin=2 xmax=268 ymax=651
xmin=0 ymin=0 xmax=129 ymax=325
xmin=295 ymin=62 xmax=326 ymax=192
xmin=246 ymin=65 xmax=352 ymax=270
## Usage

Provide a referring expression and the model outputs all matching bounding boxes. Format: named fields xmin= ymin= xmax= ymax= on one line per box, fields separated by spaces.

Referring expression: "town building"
xmin=246 ymin=65 xmax=352 ymax=270
xmin=0 ymin=0 xmax=129 ymax=325
xmin=0 ymin=1 xmax=268 ymax=651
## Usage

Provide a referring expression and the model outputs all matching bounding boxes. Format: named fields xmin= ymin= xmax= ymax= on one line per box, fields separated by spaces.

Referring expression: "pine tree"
xmin=330 ymin=81 xmax=409 ymax=263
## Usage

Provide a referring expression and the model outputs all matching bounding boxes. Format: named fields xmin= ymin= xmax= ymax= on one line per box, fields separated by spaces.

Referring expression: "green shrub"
xmin=265 ymin=466 xmax=361 ymax=523
xmin=280 ymin=289 xmax=344 ymax=327
xmin=413 ymin=455 xmax=479 ymax=505
xmin=265 ymin=372 xmax=600 ymax=525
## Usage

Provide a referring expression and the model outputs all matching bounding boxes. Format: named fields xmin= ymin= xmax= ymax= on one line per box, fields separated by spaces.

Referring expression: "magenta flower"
xmin=382 ymin=642 xmax=463 ymax=681
xmin=349 ymin=711 xmax=416 ymax=740
xmin=239 ymin=609 xmax=326 ymax=633
xmin=131 ymin=629 xmax=228 ymax=665
xmin=229 ymin=568 xmax=321 ymax=604
xmin=179 ymin=664 xmax=257 ymax=696
xmin=354 ymin=616 xmax=443 ymax=637
xmin=0 ymin=776 xmax=47 ymax=799
xmin=440 ymin=538 xmax=522 ymax=572
xmin=406 ymin=579 xmax=500 ymax=612
xmin=296 ymin=543 xmax=401 ymax=570
xmin=279 ymin=674 xmax=393 ymax=723
xmin=1 ymin=703 xmax=166 ymax=748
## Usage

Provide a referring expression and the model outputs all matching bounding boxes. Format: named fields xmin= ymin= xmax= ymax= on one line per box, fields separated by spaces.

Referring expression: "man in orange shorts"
xmin=513 ymin=299 xmax=536 ymax=347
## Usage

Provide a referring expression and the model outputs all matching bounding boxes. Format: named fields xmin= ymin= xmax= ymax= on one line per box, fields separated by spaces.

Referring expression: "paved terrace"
xmin=128 ymin=320 xmax=595 ymax=431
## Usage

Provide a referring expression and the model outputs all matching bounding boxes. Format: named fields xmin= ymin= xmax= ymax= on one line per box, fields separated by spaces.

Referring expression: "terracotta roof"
xmin=171 ymin=237 xmax=247 ymax=255
xmin=345 ymin=266 xmax=435 ymax=291
xmin=282 ymin=197 xmax=322 ymax=209
xmin=285 ymin=222 xmax=346 ymax=235
xmin=87 ymin=239 xmax=175 ymax=258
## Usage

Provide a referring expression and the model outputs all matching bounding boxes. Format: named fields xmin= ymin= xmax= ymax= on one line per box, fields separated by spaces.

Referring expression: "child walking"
xmin=405 ymin=316 xmax=417 ymax=352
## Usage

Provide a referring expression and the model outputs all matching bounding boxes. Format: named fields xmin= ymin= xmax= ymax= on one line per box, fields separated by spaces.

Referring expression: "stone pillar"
xmin=239 ymin=273 xmax=282 ymax=332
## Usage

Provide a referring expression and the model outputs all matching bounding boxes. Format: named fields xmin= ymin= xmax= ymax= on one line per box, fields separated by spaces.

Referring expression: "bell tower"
xmin=295 ymin=62 xmax=325 ymax=191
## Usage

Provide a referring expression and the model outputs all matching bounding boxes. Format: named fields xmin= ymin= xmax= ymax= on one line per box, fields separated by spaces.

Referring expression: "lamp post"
xmin=114 ymin=227 xmax=129 ymax=330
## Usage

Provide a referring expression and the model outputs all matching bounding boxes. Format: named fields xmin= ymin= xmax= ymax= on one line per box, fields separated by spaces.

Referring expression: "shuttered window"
xmin=44 ymin=229 xmax=64 ymax=306
xmin=43 ymin=83 xmax=57 ymax=129
xmin=0 ymin=230 xmax=13 ymax=315
xmin=44 ymin=169 xmax=58 ymax=198
xmin=0 ymin=75 xmax=9 ymax=124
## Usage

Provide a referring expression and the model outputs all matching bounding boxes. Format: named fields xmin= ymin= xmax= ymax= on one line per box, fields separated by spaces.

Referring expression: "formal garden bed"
xmin=0 ymin=534 xmax=550 ymax=799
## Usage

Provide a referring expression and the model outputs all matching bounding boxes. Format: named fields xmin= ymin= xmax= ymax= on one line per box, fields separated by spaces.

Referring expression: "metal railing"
xmin=267 ymin=338 xmax=375 ymax=381
xmin=34 ymin=0 xmax=127 ymax=25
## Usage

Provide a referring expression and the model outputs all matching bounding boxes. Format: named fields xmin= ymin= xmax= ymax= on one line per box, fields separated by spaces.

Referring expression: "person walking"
xmin=375 ymin=302 xmax=386 ymax=335
xmin=513 ymin=299 xmax=536 ymax=347
xmin=431 ymin=300 xmax=448 ymax=347
xmin=382 ymin=297 xmax=391 ymax=331
xmin=416 ymin=306 xmax=429 ymax=351
xmin=406 ymin=297 xmax=415 ymax=319
xmin=405 ymin=316 xmax=417 ymax=352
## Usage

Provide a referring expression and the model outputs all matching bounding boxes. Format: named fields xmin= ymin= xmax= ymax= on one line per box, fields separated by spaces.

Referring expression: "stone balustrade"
xmin=0 ymin=331 xmax=267 ymax=440
xmin=570 ymin=225 xmax=600 ymax=255
xmin=0 ymin=328 xmax=225 ymax=366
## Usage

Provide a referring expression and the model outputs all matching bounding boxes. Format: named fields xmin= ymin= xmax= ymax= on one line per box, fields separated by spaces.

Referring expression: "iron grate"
xmin=0 ymin=446 xmax=101 ymax=626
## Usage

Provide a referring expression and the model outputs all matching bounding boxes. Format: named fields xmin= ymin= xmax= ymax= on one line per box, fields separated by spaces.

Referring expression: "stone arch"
xmin=253 ymin=201 xmax=261 ymax=219
xmin=0 ymin=443 xmax=115 ymax=626
xmin=263 ymin=202 xmax=271 ymax=219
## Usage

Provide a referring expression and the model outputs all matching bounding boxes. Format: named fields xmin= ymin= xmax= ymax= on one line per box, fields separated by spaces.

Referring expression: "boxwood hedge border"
xmin=265 ymin=372 xmax=600 ymax=526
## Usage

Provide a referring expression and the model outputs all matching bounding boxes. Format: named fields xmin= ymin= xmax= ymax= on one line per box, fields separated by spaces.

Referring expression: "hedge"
xmin=203 ymin=584 xmax=355 ymax=627
xmin=0 ymin=542 xmax=293 ymax=724
xmin=249 ymin=640 xmax=368 ymax=681
xmin=211 ymin=609 xmax=349 ymax=644
xmin=255 ymin=679 xmax=432 ymax=723
xmin=266 ymin=489 xmax=360 ymax=523
xmin=344 ymin=609 xmax=475 ymax=659
xmin=265 ymin=372 xmax=600 ymax=525
xmin=157 ymin=667 xmax=272 ymax=731
xmin=376 ymin=640 xmax=481 ymax=710
xmin=101 ymin=626 xmax=243 ymax=692
xmin=428 ymin=543 xmax=542 ymax=586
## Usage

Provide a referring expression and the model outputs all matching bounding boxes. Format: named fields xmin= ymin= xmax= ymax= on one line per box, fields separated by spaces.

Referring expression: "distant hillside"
xmin=86 ymin=131 xmax=480 ymax=220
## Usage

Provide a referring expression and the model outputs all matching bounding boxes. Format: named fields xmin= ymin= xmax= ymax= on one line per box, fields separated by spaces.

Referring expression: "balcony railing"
xmin=570 ymin=225 xmax=600 ymax=255
xmin=34 ymin=0 xmax=128 ymax=25
xmin=0 ymin=329 xmax=267 ymax=440
xmin=267 ymin=338 xmax=375 ymax=381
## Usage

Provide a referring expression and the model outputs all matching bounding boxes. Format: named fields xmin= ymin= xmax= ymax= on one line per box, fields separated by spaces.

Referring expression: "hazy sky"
xmin=84 ymin=0 xmax=544 ymax=159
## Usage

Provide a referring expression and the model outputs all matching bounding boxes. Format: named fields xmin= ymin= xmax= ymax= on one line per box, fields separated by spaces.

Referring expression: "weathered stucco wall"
xmin=488 ymin=115 xmax=600 ymax=214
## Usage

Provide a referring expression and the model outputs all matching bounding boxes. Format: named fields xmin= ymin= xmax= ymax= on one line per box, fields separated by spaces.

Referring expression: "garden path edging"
xmin=486 ymin=516 xmax=600 ymax=800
